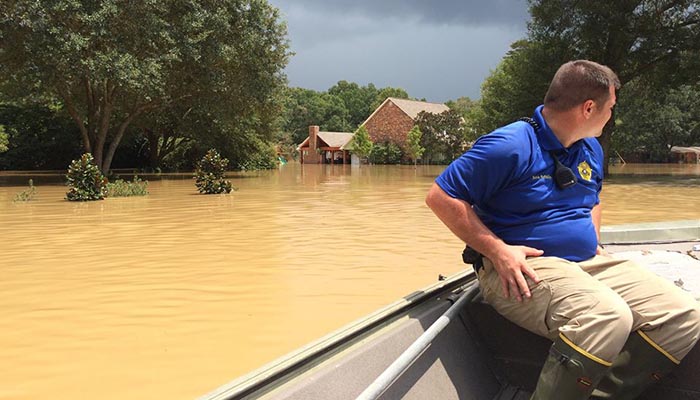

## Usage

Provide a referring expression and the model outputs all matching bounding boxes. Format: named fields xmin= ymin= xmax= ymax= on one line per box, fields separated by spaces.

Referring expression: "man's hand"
xmin=489 ymin=245 xmax=543 ymax=302
xmin=596 ymin=244 xmax=608 ymax=256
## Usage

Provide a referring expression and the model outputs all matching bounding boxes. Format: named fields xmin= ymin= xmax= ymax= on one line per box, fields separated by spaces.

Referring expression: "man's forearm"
xmin=425 ymin=183 xmax=506 ymax=260
xmin=592 ymin=203 xmax=602 ymax=243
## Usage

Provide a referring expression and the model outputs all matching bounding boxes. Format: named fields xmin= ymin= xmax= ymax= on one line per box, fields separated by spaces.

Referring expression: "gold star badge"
xmin=578 ymin=160 xmax=592 ymax=182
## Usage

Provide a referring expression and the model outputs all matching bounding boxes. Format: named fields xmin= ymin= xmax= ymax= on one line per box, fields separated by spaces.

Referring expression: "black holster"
xmin=462 ymin=246 xmax=484 ymax=273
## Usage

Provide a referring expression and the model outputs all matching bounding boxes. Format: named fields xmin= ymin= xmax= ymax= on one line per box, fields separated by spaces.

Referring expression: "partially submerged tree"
xmin=416 ymin=110 xmax=467 ymax=164
xmin=351 ymin=126 xmax=374 ymax=164
xmin=0 ymin=0 xmax=290 ymax=173
xmin=194 ymin=149 xmax=233 ymax=194
xmin=65 ymin=153 xmax=107 ymax=201
xmin=406 ymin=126 xmax=425 ymax=167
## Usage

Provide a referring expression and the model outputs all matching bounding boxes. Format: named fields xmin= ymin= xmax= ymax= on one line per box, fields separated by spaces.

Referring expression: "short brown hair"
xmin=544 ymin=60 xmax=621 ymax=111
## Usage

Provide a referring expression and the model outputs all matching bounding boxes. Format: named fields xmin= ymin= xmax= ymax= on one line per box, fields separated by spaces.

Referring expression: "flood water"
xmin=1 ymin=163 xmax=699 ymax=400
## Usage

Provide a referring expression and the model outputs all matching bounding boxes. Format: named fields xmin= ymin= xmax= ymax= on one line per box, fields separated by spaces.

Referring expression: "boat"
xmin=199 ymin=221 xmax=700 ymax=400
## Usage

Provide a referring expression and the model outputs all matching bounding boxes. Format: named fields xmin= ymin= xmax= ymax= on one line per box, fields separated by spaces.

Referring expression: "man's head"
xmin=544 ymin=60 xmax=620 ymax=111
xmin=543 ymin=60 xmax=620 ymax=140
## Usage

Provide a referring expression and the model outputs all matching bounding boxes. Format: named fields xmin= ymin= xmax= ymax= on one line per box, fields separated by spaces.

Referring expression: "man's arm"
xmin=425 ymin=183 xmax=542 ymax=302
xmin=592 ymin=203 xmax=606 ymax=255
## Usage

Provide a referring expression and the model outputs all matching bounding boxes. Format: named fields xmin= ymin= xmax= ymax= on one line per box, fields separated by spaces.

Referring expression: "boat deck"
xmin=201 ymin=235 xmax=700 ymax=400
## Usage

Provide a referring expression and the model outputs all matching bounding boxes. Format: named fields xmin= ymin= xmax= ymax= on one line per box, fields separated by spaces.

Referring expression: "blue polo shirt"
xmin=436 ymin=105 xmax=604 ymax=262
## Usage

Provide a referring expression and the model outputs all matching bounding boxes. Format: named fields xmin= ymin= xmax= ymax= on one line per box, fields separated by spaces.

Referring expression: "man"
xmin=426 ymin=60 xmax=700 ymax=399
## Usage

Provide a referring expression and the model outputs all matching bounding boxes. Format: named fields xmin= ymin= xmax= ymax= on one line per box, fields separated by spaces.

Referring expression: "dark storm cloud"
xmin=275 ymin=0 xmax=529 ymax=27
xmin=269 ymin=0 xmax=530 ymax=101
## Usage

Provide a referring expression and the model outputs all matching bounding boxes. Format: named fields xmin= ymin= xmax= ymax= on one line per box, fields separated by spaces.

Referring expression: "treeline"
xmin=0 ymin=0 xmax=289 ymax=173
xmin=466 ymin=2 xmax=700 ymax=168
xmin=1 ymin=1 xmax=699 ymax=173
xmin=278 ymin=81 xmax=412 ymax=147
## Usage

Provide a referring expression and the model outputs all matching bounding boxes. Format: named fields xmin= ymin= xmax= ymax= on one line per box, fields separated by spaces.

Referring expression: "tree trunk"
xmin=145 ymin=128 xmax=160 ymax=170
xmin=60 ymin=88 xmax=92 ymax=154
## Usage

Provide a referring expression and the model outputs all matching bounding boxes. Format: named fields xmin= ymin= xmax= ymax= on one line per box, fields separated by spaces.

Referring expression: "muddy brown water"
xmin=1 ymin=163 xmax=698 ymax=399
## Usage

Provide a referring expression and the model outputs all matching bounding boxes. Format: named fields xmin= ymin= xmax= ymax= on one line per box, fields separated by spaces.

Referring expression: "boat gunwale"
xmin=198 ymin=270 xmax=476 ymax=400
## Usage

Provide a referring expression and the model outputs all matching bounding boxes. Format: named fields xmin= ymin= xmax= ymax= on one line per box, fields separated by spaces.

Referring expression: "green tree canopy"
xmin=527 ymin=0 xmax=700 ymax=173
xmin=328 ymin=81 xmax=378 ymax=128
xmin=370 ymin=87 xmax=410 ymax=112
xmin=406 ymin=125 xmax=425 ymax=166
xmin=0 ymin=0 xmax=290 ymax=173
xmin=467 ymin=40 xmax=557 ymax=135
xmin=280 ymin=82 xmax=412 ymax=148
xmin=0 ymin=126 xmax=8 ymax=153
xmin=469 ymin=1 xmax=700 ymax=173
xmin=614 ymin=82 xmax=700 ymax=162
xmin=350 ymin=125 xmax=373 ymax=163
xmin=281 ymin=87 xmax=352 ymax=145
xmin=416 ymin=110 xmax=468 ymax=164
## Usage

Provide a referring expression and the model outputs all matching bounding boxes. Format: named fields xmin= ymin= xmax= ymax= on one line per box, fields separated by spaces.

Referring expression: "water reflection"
xmin=0 ymin=163 xmax=698 ymax=400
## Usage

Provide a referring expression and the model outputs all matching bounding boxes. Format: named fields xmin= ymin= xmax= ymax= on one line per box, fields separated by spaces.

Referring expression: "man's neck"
xmin=541 ymin=107 xmax=581 ymax=148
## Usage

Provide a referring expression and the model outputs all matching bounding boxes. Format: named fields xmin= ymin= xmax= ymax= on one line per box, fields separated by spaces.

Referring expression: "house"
xmin=297 ymin=125 xmax=355 ymax=164
xmin=671 ymin=146 xmax=700 ymax=164
xmin=361 ymin=97 xmax=450 ymax=148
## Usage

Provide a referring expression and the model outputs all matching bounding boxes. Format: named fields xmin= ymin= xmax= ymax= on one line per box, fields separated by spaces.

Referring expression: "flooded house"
xmin=297 ymin=98 xmax=450 ymax=165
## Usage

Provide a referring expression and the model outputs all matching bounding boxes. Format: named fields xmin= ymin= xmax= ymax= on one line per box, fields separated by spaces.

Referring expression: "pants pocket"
xmin=480 ymin=271 xmax=555 ymax=339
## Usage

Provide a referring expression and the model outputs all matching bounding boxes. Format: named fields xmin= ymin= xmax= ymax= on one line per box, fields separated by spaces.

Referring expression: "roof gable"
xmin=317 ymin=131 xmax=354 ymax=148
xmin=296 ymin=131 xmax=354 ymax=150
xmin=388 ymin=97 xmax=450 ymax=119
xmin=362 ymin=97 xmax=450 ymax=126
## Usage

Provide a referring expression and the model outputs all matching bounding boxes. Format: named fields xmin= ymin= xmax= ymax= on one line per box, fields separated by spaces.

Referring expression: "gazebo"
xmin=670 ymin=146 xmax=700 ymax=164
xmin=297 ymin=126 xmax=354 ymax=164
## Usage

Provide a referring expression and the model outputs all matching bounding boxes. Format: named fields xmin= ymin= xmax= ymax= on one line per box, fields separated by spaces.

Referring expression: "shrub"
xmin=66 ymin=153 xmax=107 ymax=201
xmin=106 ymin=176 xmax=149 ymax=197
xmin=238 ymin=150 xmax=278 ymax=171
xmin=351 ymin=125 xmax=373 ymax=163
xmin=13 ymin=179 xmax=36 ymax=202
xmin=194 ymin=149 xmax=234 ymax=194
xmin=369 ymin=141 xmax=403 ymax=164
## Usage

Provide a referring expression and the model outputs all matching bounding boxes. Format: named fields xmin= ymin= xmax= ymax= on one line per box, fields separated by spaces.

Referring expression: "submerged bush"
xmin=369 ymin=141 xmax=403 ymax=164
xmin=194 ymin=149 xmax=234 ymax=194
xmin=13 ymin=179 xmax=36 ymax=202
xmin=66 ymin=153 xmax=107 ymax=201
xmin=106 ymin=176 xmax=149 ymax=197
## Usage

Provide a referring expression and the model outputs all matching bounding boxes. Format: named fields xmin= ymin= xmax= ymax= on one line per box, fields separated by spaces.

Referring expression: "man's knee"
xmin=592 ymin=295 xmax=634 ymax=346
xmin=655 ymin=295 xmax=700 ymax=360
xmin=681 ymin=301 xmax=700 ymax=343
xmin=606 ymin=298 xmax=634 ymax=337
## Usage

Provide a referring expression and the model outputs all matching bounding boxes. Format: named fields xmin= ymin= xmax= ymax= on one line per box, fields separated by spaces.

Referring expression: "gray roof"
xmin=387 ymin=97 xmax=450 ymax=119
xmin=318 ymin=131 xmax=354 ymax=148
xmin=671 ymin=146 xmax=700 ymax=154
xmin=296 ymin=131 xmax=354 ymax=150
xmin=362 ymin=97 xmax=450 ymax=126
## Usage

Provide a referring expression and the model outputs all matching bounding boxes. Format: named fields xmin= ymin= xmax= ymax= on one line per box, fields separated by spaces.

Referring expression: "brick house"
xmin=361 ymin=97 xmax=450 ymax=148
xmin=297 ymin=125 xmax=355 ymax=164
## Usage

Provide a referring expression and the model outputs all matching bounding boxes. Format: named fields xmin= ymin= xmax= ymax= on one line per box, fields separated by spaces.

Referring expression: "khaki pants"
xmin=478 ymin=255 xmax=700 ymax=365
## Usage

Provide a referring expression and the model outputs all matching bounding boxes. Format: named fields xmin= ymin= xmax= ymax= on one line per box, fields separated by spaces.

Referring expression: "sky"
xmin=269 ymin=0 xmax=531 ymax=103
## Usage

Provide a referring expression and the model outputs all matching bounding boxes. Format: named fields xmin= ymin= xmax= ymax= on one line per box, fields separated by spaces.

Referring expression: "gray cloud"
xmin=276 ymin=0 xmax=529 ymax=27
xmin=270 ymin=0 xmax=530 ymax=101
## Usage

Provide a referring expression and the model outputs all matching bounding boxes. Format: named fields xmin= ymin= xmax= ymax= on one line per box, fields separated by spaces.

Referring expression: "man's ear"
xmin=582 ymin=99 xmax=595 ymax=119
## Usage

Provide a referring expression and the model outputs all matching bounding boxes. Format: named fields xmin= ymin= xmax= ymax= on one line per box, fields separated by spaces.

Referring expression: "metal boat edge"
xmin=199 ymin=270 xmax=475 ymax=400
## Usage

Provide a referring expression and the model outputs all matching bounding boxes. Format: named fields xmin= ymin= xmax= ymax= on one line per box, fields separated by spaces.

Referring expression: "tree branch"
xmin=59 ymin=85 xmax=91 ymax=153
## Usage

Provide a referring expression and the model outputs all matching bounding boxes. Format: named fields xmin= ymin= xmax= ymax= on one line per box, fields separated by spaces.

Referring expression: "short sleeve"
xmin=435 ymin=130 xmax=527 ymax=207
